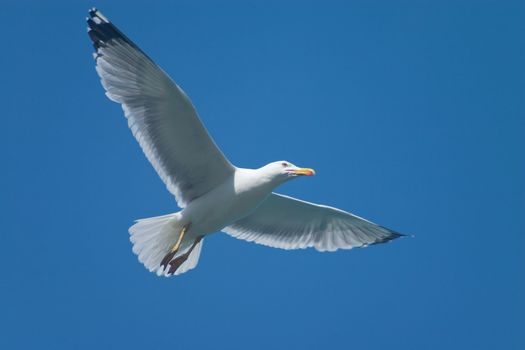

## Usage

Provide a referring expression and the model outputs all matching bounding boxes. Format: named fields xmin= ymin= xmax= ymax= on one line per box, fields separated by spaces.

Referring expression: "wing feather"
xmin=223 ymin=193 xmax=403 ymax=252
xmin=87 ymin=9 xmax=234 ymax=207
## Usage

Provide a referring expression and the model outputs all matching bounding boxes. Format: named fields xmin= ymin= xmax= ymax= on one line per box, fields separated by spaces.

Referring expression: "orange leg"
xmin=160 ymin=224 xmax=189 ymax=270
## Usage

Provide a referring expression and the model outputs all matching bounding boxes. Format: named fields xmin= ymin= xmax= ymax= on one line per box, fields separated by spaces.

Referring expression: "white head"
xmin=259 ymin=161 xmax=315 ymax=185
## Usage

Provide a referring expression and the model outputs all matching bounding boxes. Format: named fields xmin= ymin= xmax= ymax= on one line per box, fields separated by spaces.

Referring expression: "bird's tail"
xmin=129 ymin=213 xmax=203 ymax=276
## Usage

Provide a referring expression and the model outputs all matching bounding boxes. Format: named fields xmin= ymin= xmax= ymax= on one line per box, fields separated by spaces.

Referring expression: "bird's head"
xmin=261 ymin=161 xmax=315 ymax=184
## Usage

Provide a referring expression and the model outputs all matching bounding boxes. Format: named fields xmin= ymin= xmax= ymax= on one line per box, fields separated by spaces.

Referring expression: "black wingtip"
xmin=370 ymin=226 xmax=409 ymax=245
xmin=87 ymin=8 xmax=108 ymax=23
xmin=86 ymin=8 xmax=121 ymax=53
xmin=86 ymin=8 xmax=145 ymax=60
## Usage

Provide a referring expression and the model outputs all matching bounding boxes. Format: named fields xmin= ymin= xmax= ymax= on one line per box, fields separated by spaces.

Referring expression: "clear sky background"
xmin=1 ymin=1 xmax=524 ymax=349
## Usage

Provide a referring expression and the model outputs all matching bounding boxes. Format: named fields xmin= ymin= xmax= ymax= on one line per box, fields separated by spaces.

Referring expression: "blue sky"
xmin=1 ymin=1 xmax=524 ymax=349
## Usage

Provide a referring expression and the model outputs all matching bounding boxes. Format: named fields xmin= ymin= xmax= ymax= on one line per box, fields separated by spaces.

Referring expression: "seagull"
xmin=87 ymin=8 xmax=404 ymax=277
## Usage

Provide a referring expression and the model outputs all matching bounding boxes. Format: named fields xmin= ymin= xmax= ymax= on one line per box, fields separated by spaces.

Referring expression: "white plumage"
xmin=87 ymin=9 xmax=403 ymax=277
xmin=224 ymin=193 xmax=399 ymax=252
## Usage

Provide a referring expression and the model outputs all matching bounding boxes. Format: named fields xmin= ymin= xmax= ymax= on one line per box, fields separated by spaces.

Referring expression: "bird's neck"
xmin=234 ymin=167 xmax=282 ymax=194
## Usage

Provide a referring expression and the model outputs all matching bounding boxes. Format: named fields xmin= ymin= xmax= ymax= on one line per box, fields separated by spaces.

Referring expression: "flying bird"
xmin=87 ymin=9 xmax=403 ymax=276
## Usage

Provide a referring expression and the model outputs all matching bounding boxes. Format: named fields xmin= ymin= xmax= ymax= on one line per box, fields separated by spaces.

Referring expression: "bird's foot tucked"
xmin=167 ymin=254 xmax=190 ymax=275
xmin=160 ymin=251 xmax=177 ymax=270
xmin=163 ymin=236 xmax=203 ymax=275
xmin=160 ymin=224 xmax=189 ymax=270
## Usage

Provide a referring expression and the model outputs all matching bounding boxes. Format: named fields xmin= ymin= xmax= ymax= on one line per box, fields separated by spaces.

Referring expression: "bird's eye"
xmin=281 ymin=162 xmax=288 ymax=167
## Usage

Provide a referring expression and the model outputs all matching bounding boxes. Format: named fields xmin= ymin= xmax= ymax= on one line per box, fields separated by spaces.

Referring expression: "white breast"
xmin=181 ymin=168 xmax=275 ymax=236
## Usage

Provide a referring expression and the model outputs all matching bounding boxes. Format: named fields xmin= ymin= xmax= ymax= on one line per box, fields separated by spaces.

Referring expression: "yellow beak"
xmin=292 ymin=168 xmax=316 ymax=176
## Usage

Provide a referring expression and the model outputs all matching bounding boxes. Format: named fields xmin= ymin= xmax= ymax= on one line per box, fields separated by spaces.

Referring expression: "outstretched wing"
xmin=223 ymin=193 xmax=403 ymax=252
xmin=87 ymin=9 xmax=235 ymax=207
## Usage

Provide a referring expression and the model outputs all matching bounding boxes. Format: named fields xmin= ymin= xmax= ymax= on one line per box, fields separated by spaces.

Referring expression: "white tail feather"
xmin=129 ymin=213 xmax=203 ymax=276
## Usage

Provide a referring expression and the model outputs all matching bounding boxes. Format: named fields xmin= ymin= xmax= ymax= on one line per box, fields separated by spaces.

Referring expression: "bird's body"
xmin=177 ymin=167 xmax=280 ymax=240
xmin=87 ymin=9 xmax=404 ymax=277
